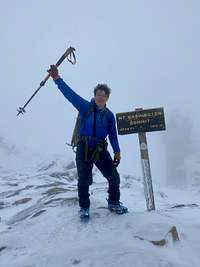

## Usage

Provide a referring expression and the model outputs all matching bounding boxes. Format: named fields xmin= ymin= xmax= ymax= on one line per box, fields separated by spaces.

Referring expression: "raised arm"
xmin=48 ymin=65 xmax=89 ymax=113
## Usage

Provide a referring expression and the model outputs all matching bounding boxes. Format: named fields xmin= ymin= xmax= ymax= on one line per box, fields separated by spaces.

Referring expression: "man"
xmin=48 ymin=65 xmax=128 ymax=220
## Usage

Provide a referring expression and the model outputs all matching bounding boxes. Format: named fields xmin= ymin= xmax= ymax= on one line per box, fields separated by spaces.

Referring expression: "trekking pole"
xmin=17 ymin=46 xmax=76 ymax=116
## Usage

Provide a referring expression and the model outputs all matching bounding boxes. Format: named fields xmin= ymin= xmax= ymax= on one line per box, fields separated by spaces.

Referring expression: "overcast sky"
xmin=1 ymin=1 xmax=200 ymax=180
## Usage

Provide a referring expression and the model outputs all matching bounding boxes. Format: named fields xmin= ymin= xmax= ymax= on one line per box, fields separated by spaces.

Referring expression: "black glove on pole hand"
xmin=113 ymin=152 xmax=121 ymax=167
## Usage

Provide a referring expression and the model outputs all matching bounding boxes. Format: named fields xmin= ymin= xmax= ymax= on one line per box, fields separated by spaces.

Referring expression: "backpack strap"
xmin=67 ymin=104 xmax=109 ymax=153
xmin=92 ymin=104 xmax=97 ymax=140
xmin=67 ymin=104 xmax=94 ymax=151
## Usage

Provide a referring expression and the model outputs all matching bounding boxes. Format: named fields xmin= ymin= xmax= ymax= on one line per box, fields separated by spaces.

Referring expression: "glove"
xmin=47 ymin=65 xmax=60 ymax=80
xmin=113 ymin=152 xmax=121 ymax=167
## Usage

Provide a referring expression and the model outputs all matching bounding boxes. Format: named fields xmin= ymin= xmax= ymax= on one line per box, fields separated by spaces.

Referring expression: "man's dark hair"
xmin=94 ymin=84 xmax=111 ymax=97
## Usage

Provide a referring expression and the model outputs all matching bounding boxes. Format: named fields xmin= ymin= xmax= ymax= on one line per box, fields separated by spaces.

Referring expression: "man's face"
xmin=94 ymin=89 xmax=109 ymax=108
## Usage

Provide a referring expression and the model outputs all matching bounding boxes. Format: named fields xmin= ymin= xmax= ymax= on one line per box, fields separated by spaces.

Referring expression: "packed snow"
xmin=0 ymin=139 xmax=200 ymax=267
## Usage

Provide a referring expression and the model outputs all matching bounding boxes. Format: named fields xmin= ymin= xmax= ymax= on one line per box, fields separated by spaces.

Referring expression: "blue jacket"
xmin=54 ymin=78 xmax=120 ymax=153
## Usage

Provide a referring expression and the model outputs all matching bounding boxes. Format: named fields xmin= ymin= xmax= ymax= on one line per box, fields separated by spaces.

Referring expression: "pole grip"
xmin=55 ymin=46 xmax=76 ymax=67
xmin=40 ymin=46 xmax=76 ymax=86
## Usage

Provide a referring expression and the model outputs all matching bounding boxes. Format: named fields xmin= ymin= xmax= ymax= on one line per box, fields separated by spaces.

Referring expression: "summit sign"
xmin=116 ymin=107 xmax=165 ymax=135
xmin=116 ymin=107 xmax=166 ymax=211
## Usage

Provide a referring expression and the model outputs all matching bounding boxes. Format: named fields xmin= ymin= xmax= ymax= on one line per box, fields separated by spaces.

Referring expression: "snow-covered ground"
xmin=0 ymin=143 xmax=200 ymax=267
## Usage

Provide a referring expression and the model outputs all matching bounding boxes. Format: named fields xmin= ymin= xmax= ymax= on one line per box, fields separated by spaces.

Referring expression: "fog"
xmin=1 ymin=1 xmax=200 ymax=184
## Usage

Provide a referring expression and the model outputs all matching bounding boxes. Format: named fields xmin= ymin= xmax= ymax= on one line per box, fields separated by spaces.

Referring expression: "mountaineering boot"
xmin=79 ymin=208 xmax=90 ymax=221
xmin=108 ymin=202 xmax=128 ymax=215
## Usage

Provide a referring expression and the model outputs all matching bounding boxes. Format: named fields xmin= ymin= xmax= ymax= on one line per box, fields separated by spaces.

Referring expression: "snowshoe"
xmin=108 ymin=202 xmax=128 ymax=215
xmin=79 ymin=208 xmax=90 ymax=221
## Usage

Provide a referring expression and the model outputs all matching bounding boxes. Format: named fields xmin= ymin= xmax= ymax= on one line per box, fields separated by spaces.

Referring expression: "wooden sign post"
xmin=116 ymin=107 xmax=166 ymax=211
xmin=138 ymin=130 xmax=155 ymax=211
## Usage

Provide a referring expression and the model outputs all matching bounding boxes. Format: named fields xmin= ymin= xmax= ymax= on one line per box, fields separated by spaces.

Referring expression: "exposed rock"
xmin=37 ymin=161 xmax=56 ymax=172
xmin=171 ymin=203 xmax=199 ymax=208
xmin=35 ymin=181 xmax=67 ymax=189
xmin=7 ymin=202 xmax=45 ymax=225
xmin=31 ymin=210 xmax=46 ymax=218
xmin=44 ymin=196 xmax=78 ymax=207
xmin=49 ymin=171 xmax=70 ymax=179
xmin=0 ymin=246 xmax=7 ymax=252
xmin=49 ymin=170 xmax=78 ymax=181
xmin=13 ymin=198 xmax=32 ymax=205
xmin=4 ymin=185 xmax=34 ymax=199
xmin=159 ymin=192 xmax=168 ymax=198
xmin=72 ymin=259 xmax=81 ymax=265
xmin=43 ymin=187 xmax=69 ymax=196
xmin=0 ymin=201 xmax=5 ymax=209
xmin=7 ymin=183 xmax=18 ymax=187
xmin=44 ymin=198 xmax=65 ymax=205
xmin=65 ymin=161 xmax=76 ymax=170
xmin=6 ymin=190 xmax=21 ymax=198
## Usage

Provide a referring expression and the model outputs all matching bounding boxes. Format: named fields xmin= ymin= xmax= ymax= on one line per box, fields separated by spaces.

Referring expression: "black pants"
xmin=76 ymin=141 xmax=120 ymax=209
